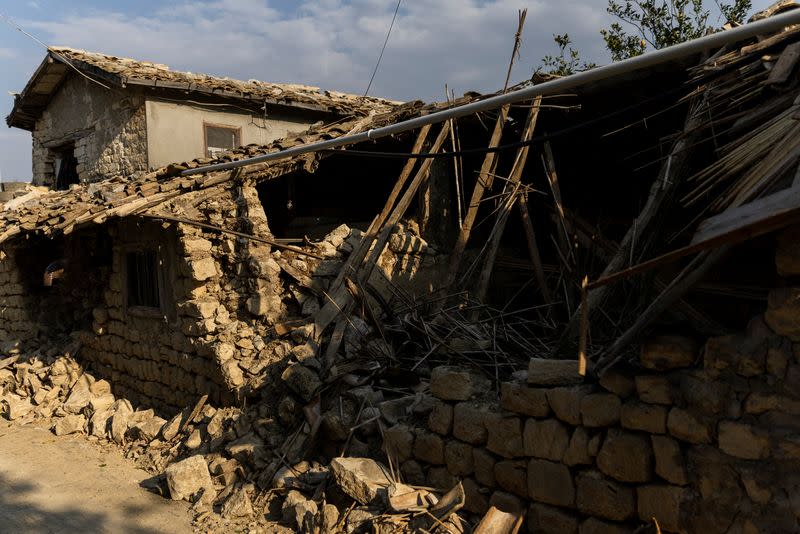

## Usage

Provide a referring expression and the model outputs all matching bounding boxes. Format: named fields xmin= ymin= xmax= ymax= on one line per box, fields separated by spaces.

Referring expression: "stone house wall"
xmin=32 ymin=76 xmax=148 ymax=187
xmin=383 ymin=230 xmax=800 ymax=534
xmin=0 ymin=248 xmax=37 ymax=341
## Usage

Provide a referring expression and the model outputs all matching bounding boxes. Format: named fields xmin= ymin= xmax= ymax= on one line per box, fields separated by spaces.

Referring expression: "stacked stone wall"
xmin=32 ymin=76 xmax=148 ymax=186
xmin=0 ymin=248 xmax=37 ymax=340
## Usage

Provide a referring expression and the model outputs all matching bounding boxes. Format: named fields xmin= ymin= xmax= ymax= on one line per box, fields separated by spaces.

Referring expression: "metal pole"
xmin=182 ymin=9 xmax=800 ymax=177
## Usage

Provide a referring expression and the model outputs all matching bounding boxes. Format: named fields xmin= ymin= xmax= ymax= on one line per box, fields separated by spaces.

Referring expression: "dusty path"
xmin=0 ymin=420 xmax=193 ymax=534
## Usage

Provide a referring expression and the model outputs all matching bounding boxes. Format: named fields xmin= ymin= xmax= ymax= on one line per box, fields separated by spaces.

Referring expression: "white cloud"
xmin=26 ymin=0 xmax=612 ymax=102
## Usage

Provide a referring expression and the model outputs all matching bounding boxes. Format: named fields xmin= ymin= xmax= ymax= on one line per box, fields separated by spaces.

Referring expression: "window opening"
xmin=204 ymin=124 xmax=241 ymax=157
xmin=126 ymin=249 xmax=160 ymax=309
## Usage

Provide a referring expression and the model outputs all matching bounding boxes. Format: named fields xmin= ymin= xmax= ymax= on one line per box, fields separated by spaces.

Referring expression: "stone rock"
xmin=686 ymin=447 xmax=743 ymax=534
xmin=596 ymin=429 xmax=653 ymax=483
xmin=427 ymin=466 xmax=457 ymax=490
xmin=598 ymin=370 xmax=636 ymax=398
xmin=463 ymin=477 xmax=490 ymax=514
xmin=473 ymin=447 xmax=498 ymax=487
xmin=445 ymin=440 xmax=474 ymax=476
xmin=776 ymin=225 xmax=800 ymax=275
xmin=226 ymin=433 xmax=266 ymax=466
xmin=384 ymin=424 xmax=414 ymax=463
xmin=330 ymin=457 xmax=391 ymax=506
xmin=89 ymin=393 xmax=115 ymax=413
xmin=184 ymin=428 xmax=202 ymax=450
xmin=494 ymin=460 xmax=528 ymax=498
xmin=547 ymin=386 xmax=593 ymax=425
xmin=620 ymin=401 xmax=667 ymax=434
xmin=221 ymin=488 xmax=254 ymax=518
xmin=500 ymin=382 xmax=550 ymax=417
xmin=651 ymin=435 xmax=688 ymax=486
xmin=452 ymin=401 xmax=490 ymax=445
xmin=578 ymin=517 xmax=634 ymax=534
xmin=187 ymin=257 xmax=218 ymax=281
xmin=281 ymin=364 xmax=321 ymax=402
xmin=110 ymin=401 xmax=133 ymax=444
xmin=640 ymin=335 xmax=697 ymax=370
xmin=320 ymin=503 xmax=340 ymax=534
xmin=161 ymin=412 xmax=182 ymax=441
xmin=90 ymin=408 xmax=113 ymax=438
xmin=563 ymin=427 xmax=593 ymax=467
xmin=527 ymin=359 xmax=583 ymax=386
xmin=490 ymin=490 xmax=524 ymax=513
xmin=523 ymin=418 xmax=570 ymax=461
xmin=130 ymin=415 xmax=167 ymax=442
xmin=222 ymin=360 xmax=245 ymax=388
xmin=3 ymin=395 xmax=33 ymax=420
xmin=165 ymin=455 xmax=215 ymax=502
xmin=667 ymin=408 xmax=712 ymax=444
xmin=400 ymin=460 xmax=426 ymax=486
xmin=62 ymin=376 xmax=94 ymax=414
xmin=53 ymin=414 xmax=86 ymax=435
xmin=414 ymin=431 xmax=445 ymax=464
xmin=430 ymin=366 xmax=490 ymax=401
xmin=766 ymin=287 xmax=800 ymax=340
xmin=580 ymin=393 xmax=621 ymax=427
xmin=635 ymin=375 xmax=672 ymax=405
xmin=718 ymin=421 xmax=769 ymax=460
xmin=485 ymin=414 xmax=524 ymax=458
xmin=679 ymin=371 xmax=731 ymax=416
xmin=705 ymin=335 xmax=767 ymax=376
xmin=576 ymin=470 xmax=635 ymax=521
xmin=282 ymin=490 xmax=315 ymax=528
xmin=527 ymin=458 xmax=574 ymax=507
xmin=637 ymin=485 xmax=687 ymax=532
xmin=527 ymin=502 xmax=579 ymax=534
xmin=428 ymin=400 xmax=453 ymax=435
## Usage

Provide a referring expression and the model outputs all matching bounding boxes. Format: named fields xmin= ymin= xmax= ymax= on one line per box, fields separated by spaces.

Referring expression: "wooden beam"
xmin=443 ymin=105 xmax=510 ymax=291
xmin=473 ymin=97 xmax=542 ymax=304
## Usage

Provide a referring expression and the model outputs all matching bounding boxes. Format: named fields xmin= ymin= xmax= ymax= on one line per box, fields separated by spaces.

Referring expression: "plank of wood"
xmin=443 ymin=105 xmax=511 ymax=291
xmin=692 ymin=185 xmax=800 ymax=245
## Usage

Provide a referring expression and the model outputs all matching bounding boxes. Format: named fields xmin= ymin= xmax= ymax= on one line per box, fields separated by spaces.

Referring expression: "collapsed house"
xmin=3 ymin=4 xmax=800 ymax=533
xmin=5 ymin=47 xmax=394 ymax=189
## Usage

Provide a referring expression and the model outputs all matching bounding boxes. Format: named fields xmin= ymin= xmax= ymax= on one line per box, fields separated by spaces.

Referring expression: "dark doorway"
xmin=54 ymin=144 xmax=79 ymax=190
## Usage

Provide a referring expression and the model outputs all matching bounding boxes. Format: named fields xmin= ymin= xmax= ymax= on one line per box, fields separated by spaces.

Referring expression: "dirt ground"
xmin=0 ymin=420 xmax=193 ymax=534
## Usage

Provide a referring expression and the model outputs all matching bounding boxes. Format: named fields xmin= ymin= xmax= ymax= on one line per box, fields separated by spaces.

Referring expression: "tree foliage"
xmin=602 ymin=0 xmax=752 ymax=61
xmin=539 ymin=34 xmax=597 ymax=76
xmin=539 ymin=0 xmax=752 ymax=73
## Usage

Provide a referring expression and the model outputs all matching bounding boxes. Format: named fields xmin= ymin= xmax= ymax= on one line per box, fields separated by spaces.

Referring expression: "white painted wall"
xmin=144 ymin=100 xmax=317 ymax=169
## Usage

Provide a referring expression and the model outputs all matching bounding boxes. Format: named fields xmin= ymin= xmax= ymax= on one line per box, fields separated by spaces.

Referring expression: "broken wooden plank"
xmin=474 ymin=506 xmax=524 ymax=534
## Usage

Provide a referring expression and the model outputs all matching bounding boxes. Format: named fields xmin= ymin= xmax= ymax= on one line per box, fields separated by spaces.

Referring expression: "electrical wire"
xmin=363 ymin=0 xmax=402 ymax=97
xmin=0 ymin=12 xmax=112 ymax=91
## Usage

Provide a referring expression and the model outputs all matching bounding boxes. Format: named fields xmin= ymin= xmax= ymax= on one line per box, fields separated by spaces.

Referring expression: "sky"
xmin=0 ymin=0 xmax=777 ymax=181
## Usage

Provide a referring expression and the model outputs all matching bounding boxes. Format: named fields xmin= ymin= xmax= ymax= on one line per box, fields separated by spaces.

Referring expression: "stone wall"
xmin=32 ymin=75 xmax=148 ymax=186
xmin=0 ymin=248 xmax=37 ymax=341
xmin=382 ymin=230 xmax=800 ymax=534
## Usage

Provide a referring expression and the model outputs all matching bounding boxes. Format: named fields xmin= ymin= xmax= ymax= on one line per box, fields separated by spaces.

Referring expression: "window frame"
xmin=203 ymin=122 xmax=242 ymax=158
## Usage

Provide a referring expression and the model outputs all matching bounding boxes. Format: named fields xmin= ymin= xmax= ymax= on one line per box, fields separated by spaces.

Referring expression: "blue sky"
xmin=0 ymin=0 xmax=776 ymax=181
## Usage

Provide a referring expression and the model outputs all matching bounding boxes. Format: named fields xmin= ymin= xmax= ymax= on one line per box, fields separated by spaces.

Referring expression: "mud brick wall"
xmin=0 ymin=248 xmax=37 ymax=341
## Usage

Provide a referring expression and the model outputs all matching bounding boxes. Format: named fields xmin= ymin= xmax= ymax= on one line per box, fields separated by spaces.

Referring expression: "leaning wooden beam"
xmin=595 ymin=247 xmax=729 ymax=375
xmin=517 ymin=194 xmax=552 ymax=303
xmin=473 ymin=97 xmax=542 ymax=304
xmin=309 ymin=123 xmax=451 ymax=343
xmin=443 ymin=104 xmax=511 ymax=291
xmin=557 ymin=97 xmax=707 ymax=347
